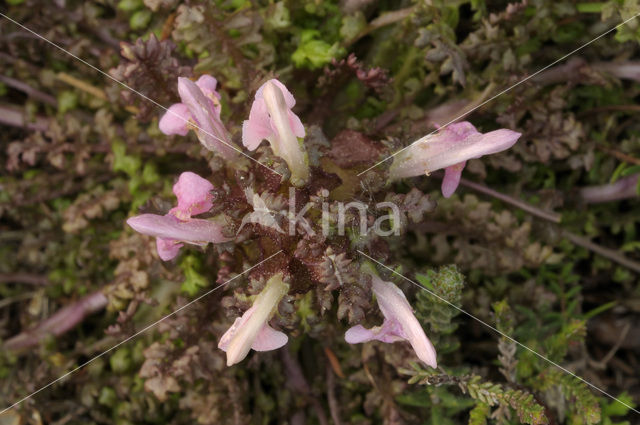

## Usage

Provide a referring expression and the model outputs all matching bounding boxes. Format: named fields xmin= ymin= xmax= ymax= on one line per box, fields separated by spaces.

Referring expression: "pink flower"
xmin=127 ymin=172 xmax=230 ymax=261
xmin=219 ymin=272 xmax=289 ymax=366
xmin=345 ymin=274 xmax=437 ymax=368
xmin=159 ymin=75 xmax=239 ymax=161
xmin=388 ymin=122 xmax=521 ymax=198
xmin=242 ymin=79 xmax=309 ymax=186
xmin=169 ymin=170 xmax=214 ymax=220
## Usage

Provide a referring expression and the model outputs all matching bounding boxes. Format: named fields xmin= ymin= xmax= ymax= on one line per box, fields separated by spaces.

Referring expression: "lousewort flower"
xmin=218 ymin=272 xmax=289 ymax=366
xmin=127 ymin=172 xmax=230 ymax=260
xmin=159 ymin=75 xmax=239 ymax=160
xmin=388 ymin=122 xmax=521 ymax=198
xmin=345 ymin=274 xmax=437 ymax=368
xmin=242 ymin=79 xmax=309 ymax=186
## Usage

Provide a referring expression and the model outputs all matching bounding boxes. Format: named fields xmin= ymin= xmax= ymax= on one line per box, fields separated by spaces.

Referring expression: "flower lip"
xmin=156 ymin=238 xmax=183 ymax=261
xmin=159 ymin=76 xmax=238 ymax=160
xmin=171 ymin=171 xmax=214 ymax=218
xmin=159 ymin=103 xmax=191 ymax=136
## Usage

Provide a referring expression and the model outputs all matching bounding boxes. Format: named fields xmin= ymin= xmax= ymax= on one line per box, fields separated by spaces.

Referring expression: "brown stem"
xmin=326 ymin=363 xmax=343 ymax=425
xmin=346 ymin=6 xmax=416 ymax=47
xmin=578 ymin=104 xmax=640 ymax=116
xmin=456 ymin=176 xmax=562 ymax=223
xmin=562 ymin=231 xmax=640 ymax=274
xmin=596 ymin=146 xmax=640 ymax=165
xmin=0 ymin=273 xmax=49 ymax=286
xmin=533 ymin=58 xmax=640 ymax=85
xmin=280 ymin=348 xmax=329 ymax=425
xmin=0 ymin=74 xmax=57 ymax=106
xmin=452 ymin=175 xmax=640 ymax=273
xmin=589 ymin=322 xmax=631 ymax=370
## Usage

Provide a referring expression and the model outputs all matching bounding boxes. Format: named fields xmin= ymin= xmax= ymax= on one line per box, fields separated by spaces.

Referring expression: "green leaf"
xmin=602 ymin=392 xmax=636 ymax=417
xmin=57 ymin=90 xmax=78 ymax=114
xmin=180 ymin=255 xmax=209 ymax=296
xmin=130 ymin=10 xmax=152 ymax=30
xmin=291 ymin=30 xmax=344 ymax=69
xmin=117 ymin=0 xmax=143 ymax=12
xmin=110 ymin=347 xmax=131 ymax=374
xmin=468 ymin=402 xmax=490 ymax=425
xmin=340 ymin=12 xmax=366 ymax=42
xmin=396 ymin=390 xmax=432 ymax=407
xmin=98 ymin=386 xmax=117 ymax=407
xmin=111 ymin=140 xmax=141 ymax=176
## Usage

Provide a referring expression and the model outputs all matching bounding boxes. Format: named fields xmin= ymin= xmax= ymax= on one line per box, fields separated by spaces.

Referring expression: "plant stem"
xmin=0 ymin=74 xmax=57 ymax=106
xmin=457 ymin=177 xmax=562 ymax=223
xmin=454 ymin=176 xmax=640 ymax=273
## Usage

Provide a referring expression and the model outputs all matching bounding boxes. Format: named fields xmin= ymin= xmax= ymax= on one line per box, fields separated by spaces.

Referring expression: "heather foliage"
xmin=1 ymin=1 xmax=640 ymax=424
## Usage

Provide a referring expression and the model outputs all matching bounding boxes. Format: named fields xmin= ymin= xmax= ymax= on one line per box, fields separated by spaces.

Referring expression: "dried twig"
xmin=562 ymin=231 xmax=640 ymax=274
xmin=589 ymin=322 xmax=631 ymax=370
xmin=0 ymin=273 xmax=49 ymax=286
xmin=0 ymin=74 xmax=57 ymax=106
xmin=280 ymin=348 xmax=329 ymax=425
xmin=326 ymin=363 xmax=343 ymax=425
xmin=453 ymin=176 xmax=640 ymax=273
xmin=457 ymin=176 xmax=562 ymax=223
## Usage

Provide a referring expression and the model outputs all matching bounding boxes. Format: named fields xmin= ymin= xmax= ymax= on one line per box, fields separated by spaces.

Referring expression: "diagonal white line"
xmin=0 ymin=12 xmax=282 ymax=177
xmin=358 ymin=12 xmax=640 ymax=176
xmin=357 ymin=249 xmax=640 ymax=415
xmin=0 ymin=250 xmax=283 ymax=415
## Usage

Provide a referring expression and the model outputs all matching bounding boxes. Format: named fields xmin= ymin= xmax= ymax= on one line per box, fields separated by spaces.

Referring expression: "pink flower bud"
xmin=159 ymin=75 xmax=239 ymax=161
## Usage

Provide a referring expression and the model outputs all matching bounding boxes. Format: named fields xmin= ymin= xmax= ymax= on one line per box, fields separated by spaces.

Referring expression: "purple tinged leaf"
xmin=4 ymin=291 xmax=108 ymax=351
